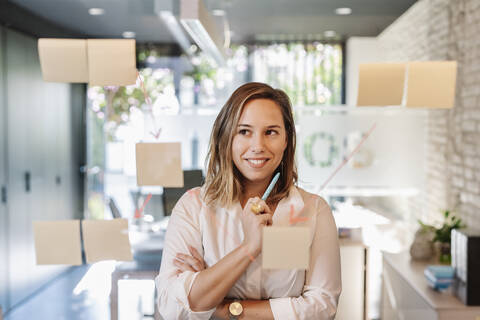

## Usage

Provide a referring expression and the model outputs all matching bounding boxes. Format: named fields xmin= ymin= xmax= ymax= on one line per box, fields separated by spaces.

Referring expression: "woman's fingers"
xmin=188 ymin=246 xmax=204 ymax=266
xmin=173 ymin=258 xmax=195 ymax=272
xmin=249 ymin=197 xmax=272 ymax=215
xmin=176 ymin=253 xmax=204 ymax=272
xmin=257 ymin=213 xmax=273 ymax=226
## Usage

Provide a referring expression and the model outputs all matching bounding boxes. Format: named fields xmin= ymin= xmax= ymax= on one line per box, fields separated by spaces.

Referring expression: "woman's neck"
xmin=240 ymin=179 xmax=270 ymax=207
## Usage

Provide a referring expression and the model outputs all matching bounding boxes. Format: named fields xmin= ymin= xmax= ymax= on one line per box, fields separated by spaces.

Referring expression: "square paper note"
xmin=82 ymin=219 xmax=133 ymax=263
xmin=32 ymin=220 xmax=83 ymax=265
xmin=38 ymin=39 xmax=88 ymax=83
xmin=87 ymin=39 xmax=137 ymax=86
xmin=136 ymin=142 xmax=184 ymax=187
xmin=357 ymin=62 xmax=406 ymax=106
xmin=406 ymin=61 xmax=457 ymax=108
xmin=262 ymin=227 xmax=310 ymax=269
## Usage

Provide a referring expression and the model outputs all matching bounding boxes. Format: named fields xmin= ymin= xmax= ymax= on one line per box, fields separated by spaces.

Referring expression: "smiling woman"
xmin=155 ymin=82 xmax=341 ymax=320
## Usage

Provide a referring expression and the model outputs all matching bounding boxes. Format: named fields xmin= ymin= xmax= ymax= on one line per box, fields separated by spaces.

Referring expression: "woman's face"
xmin=232 ymin=98 xmax=287 ymax=186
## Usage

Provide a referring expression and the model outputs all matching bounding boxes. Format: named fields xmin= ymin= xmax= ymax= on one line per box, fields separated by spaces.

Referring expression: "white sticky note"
xmin=357 ymin=62 xmax=406 ymax=106
xmin=32 ymin=220 xmax=83 ymax=265
xmin=135 ymin=142 xmax=184 ymax=187
xmin=406 ymin=61 xmax=457 ymax=108
xmin=82 ymin=219 xmax=133 ymax=263
xmin=262 ymin=227 xmax=310 ymax=269
xmin=87 ymin=39 xmax=137 ymax=86
xmin=38 ymin=39 xmax=89 ymax=83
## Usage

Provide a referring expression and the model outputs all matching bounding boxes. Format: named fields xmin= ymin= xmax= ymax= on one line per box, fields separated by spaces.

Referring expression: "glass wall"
xmin=85 ymin=42 xmax=344 ymax=220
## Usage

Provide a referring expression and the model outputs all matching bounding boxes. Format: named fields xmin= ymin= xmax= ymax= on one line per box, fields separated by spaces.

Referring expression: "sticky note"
xmin=38 ymin=39 xmax=89 ymax=83
xmin=135 ymin=142 xmax=184 ymax=187
xmin=82 ymin=219 xmax=133 ymax=263
xmin=357 ymin=63 xmax=406 ymax=106
xmin=87 ymin=39 xmax=137 ymax=86
xmin=406 ymin=61 xmax=457 ymax=108
xmin=32 ymin=220 xmax=83 ymax=265
xmin=262 ymin=227 xmax=310 ymax=269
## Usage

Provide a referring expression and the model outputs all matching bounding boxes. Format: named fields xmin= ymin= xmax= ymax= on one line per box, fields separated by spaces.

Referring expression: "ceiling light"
xmin=335 ymin=7 xmax=352 ymax=15
xmin=122 ymin=31 xmax=136 ymax=38
xmin=88 ymin=8 xmax=105 ymax=16
xmin=324 ymin=30 xmax=336 ymax=38
xmin=180 ymin=0 xmax=225 ymax=67
xmin=212 ymin=9 xmax=225 ymax=16
xmin=158 ymin=11 xmax=192 ymax=54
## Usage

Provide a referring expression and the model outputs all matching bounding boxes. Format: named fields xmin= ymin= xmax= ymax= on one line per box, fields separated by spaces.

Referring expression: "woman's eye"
xmin=238 ymin=129 xmax=249 ymax=135
xmin=266 ymin=130 xmax=278 ymax=135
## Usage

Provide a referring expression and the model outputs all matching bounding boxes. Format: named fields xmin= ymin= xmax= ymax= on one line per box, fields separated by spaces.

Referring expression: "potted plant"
xmin=418 ymin=210 xmax=466 ymax=264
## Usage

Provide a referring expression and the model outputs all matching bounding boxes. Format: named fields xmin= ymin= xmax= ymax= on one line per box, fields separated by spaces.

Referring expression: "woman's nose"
xmin=250 ymin=134 xmax=266 ymax=153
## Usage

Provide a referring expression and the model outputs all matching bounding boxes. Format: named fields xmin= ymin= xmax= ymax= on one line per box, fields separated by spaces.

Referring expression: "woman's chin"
xmin=242 ymin=172 xmax=274 ymax=184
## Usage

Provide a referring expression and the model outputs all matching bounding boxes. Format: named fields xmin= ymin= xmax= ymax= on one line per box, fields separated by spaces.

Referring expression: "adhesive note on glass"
xmin=406 ymin=61 xmax=457 ymax=108
xmin=38 ymin=39 xmax=88 ymax=83
xmin=136 ymin=142 xmax=184 ymax=187
xmin=87 ymin=39 xmax=137 ymax=86
xmin=357 ymin=63 xmax=406 ymax=106
xmin=82 ymin=219 xmax=133 ymax=263
xmin=262 ymin=227 xmax=310 ymax=269
xmin=32 ymin=220 xmax=82 ymax=265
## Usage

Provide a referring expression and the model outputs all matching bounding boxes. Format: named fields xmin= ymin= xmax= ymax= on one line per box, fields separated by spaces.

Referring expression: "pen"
xmin=261 ymin=172 xmax=280 ymax=201
xmin=251 ymin=172 xmax=280 ymax=213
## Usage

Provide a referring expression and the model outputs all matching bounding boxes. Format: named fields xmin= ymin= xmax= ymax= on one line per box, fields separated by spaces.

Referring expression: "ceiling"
xmin=7 ymin=0 xmax=418 ymax=43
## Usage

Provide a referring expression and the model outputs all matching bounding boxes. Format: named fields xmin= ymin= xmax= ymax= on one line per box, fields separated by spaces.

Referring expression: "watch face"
xmin=229 ymin=301 xmax=243 ymax=316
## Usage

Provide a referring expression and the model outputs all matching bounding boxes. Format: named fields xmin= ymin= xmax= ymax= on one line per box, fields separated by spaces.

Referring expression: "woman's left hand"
xmin=173 ymin=245 xmax=206 ymax=273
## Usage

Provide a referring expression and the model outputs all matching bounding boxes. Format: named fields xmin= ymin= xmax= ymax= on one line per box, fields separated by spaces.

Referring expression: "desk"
xmin=337 ymin=237 xmax=368 ymax=320
xmin=110 ymin=261 xmax=161 ymax=320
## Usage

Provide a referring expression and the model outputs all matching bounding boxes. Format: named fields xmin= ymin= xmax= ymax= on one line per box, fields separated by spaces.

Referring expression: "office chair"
xmin=109 ymin=197 xmax=122 ymax=219
xmin=162 ymin=169 xmax=204 ymax=216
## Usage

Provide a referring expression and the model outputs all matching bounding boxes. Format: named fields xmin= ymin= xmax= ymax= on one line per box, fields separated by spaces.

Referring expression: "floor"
xmin=4 ymin=262 xmax=112 ymax=320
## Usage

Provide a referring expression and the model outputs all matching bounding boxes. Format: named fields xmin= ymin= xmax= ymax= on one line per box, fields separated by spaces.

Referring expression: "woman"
xmin=155 ymin=82 xmax=341 ymax=319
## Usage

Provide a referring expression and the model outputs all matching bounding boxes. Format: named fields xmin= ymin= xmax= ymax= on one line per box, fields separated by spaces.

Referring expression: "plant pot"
xmin=436 ymin=242 xmax=451 ymax=264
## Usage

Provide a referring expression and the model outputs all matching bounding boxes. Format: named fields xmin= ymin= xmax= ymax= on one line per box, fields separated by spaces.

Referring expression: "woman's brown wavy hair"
xmin=203 ymin=82 xmax=297 ymax=207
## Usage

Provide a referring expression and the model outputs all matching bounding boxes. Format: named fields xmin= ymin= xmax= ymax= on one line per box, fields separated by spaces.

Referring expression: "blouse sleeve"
xmin=155 ymin=191 xmax=216 ymax=320
xmin=269 ymin=196 xmax=342 ymax=320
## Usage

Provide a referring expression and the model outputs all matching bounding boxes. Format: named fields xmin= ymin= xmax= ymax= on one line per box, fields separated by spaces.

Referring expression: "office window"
xmin=251 ymin=42 xmax=343 ymax=106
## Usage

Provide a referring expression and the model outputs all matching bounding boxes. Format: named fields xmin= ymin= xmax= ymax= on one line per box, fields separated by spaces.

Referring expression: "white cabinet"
xmin=381 ymin=252 xmax=480 ymax=320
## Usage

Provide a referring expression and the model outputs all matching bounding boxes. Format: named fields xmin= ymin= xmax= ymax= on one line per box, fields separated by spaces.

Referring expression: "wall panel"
xmin=0 ymin=25 xmax=9 ymax=313
xmin=5 ymin=28 xmax=83 ymax=311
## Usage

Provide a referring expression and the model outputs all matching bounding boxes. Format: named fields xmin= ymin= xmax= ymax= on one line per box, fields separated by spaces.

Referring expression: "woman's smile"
xmin=244 ymin=157 xmax=270 ymax=168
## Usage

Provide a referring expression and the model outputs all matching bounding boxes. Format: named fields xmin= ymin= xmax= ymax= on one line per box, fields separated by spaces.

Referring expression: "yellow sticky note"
xmin=135 ymin=142 xmax=184 ymax=187
xmin=262 ymin=227 xmax=310 ymax=269
xmin=38 ymin=39 xmax=89 ymax=83
xmin=406 ymin=61 xmax=457 ymax=108
xmin=87 ymin=39 xmax=137 ymax=86
xmin=32 ymin=220 xmax=83 ymax=265
xmin=357 ymin=63 xmax=406 ymax=106
xmin=82 ymin=219 xmax=133 ymax=263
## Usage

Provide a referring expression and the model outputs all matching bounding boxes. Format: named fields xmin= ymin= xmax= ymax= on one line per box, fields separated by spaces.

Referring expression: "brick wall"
xmin=376 ymin=0 xmax=480 ymax=230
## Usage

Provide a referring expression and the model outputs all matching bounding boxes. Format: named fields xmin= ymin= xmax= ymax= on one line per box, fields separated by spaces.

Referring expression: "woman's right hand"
xmin=241 ymin=197 xmax=273 ymax=258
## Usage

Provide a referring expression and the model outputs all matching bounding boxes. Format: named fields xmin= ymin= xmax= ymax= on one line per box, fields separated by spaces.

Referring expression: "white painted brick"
xmin=377 ymin=0 xmax=480 ymax=230
xmin=466 ymin=181 xmax=480 ymax=194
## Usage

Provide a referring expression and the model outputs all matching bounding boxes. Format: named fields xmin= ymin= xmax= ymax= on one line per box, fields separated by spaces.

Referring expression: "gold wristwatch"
xmin=228 ymin=301 xmax=243 ymax=319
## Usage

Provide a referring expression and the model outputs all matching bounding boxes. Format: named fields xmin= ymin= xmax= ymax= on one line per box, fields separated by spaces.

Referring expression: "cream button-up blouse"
xmin=155 ymin=186 xmax=341 ymax=320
